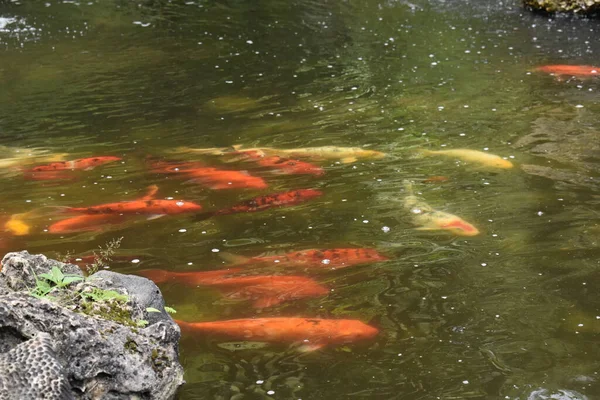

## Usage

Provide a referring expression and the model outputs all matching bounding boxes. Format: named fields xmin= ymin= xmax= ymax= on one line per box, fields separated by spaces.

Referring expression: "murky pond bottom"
xmin=0 ymin=0 xmax=599 ymax=399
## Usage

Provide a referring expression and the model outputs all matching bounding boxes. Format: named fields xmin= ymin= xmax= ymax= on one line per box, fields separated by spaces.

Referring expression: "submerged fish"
xmin=66 ymin=185 xmax=203 ymax=216
xmin=194 ymin=189 xmax=322 ymax=221
xmin=419 ymin=149 xmax=513 ymax=169
xmin=534 ymin=65 xmax=600 ymax=79
xmin=175 ymin=317 xmax=379 ymax=351
xmin=4 ymin=214 xmax=31 ymax=236
xmin=231 ymin=150 xmax=325 ymax=176
xmin=220 ymin=248 xmax=390 ymax=270
xmin=403 ymin=180 xmax=479 ymax=236
xmin=139 ymin=269 xmax=328 ymax=308
xmin=48 ymin=214 xmax=128 ymax=233
xmin=149 ymin=159 xmax=267 ymax=190
xmin=27 ymin=156 xmax=121 ymax=172
xmin=175 ymin=145 xmax=386 ymax=164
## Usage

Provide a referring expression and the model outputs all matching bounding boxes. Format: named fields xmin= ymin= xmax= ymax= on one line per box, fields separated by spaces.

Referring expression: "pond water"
xmin=1 ymin=0 xmax=600 ymax=398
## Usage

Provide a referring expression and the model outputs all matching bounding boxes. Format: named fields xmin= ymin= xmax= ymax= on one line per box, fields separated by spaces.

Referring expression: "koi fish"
xmin=219 ymin=248 xmax=389 ymax=270
xmin=193 ymin=189 xmax=322 ymax=221
xmin=174 ymin=145 xmax=386 ymax=164
xmin=231 ymin=150 xmax=325 ymax=176
xmin=534 ymin=65 xmax=599 ymax=79
xmin=4 ymin=214 xmax=31 ymax=236
xmin=27 ymin=156 xmax=121 ymax=172
xmin=149 ymin=159 xmax=267 ymax=190
xmin=48 ymin=214 xmax=128 ymax=233
xmin=0 ymin=150 xmax=69 ymax=170
xmin=403 ymin=180 xmax=479 ymax=236
xmin=419 ymin=149 xmax=513 ymax=169
xmin=139 ymin=269 xmax=328 ymax=308
xmin=66 ymin=185 xmax=203 ymax=216
xmin=175 ymin=317 xmax=379 ymax=351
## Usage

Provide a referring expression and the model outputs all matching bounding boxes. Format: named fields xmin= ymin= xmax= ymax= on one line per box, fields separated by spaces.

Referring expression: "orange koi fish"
xmin=48 ymin=214 xmax=128 ymax=233
xmin=423 ymin=176 xmax=449 ymax=184
xmin=139 ymin=269 xmax=328 ymax=308
xmin=149 ymin=159 xmax=267 ymax=190
xmin=403 ymin=181 xmax=479 ymax=236
xmin=535 ymin=65 xmax=600 ymax=78
xmin=229 ymin=150 xmax=325 ymax=176
xmin=66 ymin=185 xmax=203 ymax=216
xmin=175 ymin=317 xmax=379 ymax=351
xmin=220 ymin=248 xmax=389 ymax=270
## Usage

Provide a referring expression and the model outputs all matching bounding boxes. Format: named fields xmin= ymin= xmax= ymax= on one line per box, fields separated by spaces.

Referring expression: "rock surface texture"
xmin=523 ymin=0 xmax=600 ymax=14
xmin=0 ymin=251 xmax=184 ymax=399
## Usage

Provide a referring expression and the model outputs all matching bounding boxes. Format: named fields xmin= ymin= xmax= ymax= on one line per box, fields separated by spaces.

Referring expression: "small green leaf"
xmin=164 ymin=306 xmax=177 ymax=314
xmin=146 ymin=307 xmax=161 ymax=313
xmin=38 ymin=272 xmax=54 ymax=282
xmin=51 ymin=266 xmax=64 ymax=282
xmin=62 ymin=276 xmax=83 ymax=285
xmin=136 ymin=319 xmax=149 ymax=327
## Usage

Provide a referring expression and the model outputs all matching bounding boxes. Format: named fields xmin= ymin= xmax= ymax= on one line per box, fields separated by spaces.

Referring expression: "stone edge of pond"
xmin=523 ymin=0 xmax=600 ymax=14
xmin=0 ymin=250 xmax=185 ymax=400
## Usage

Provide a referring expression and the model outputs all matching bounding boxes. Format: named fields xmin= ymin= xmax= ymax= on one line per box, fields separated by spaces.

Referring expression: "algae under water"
xmin=1 ymin=0 xmax=600 ymax=399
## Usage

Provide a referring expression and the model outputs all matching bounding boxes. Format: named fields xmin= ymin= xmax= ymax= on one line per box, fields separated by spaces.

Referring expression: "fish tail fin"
xmin=218 ymin=252 xmax=251 ymax=265
xmin=137 ymin=269 xmax=171 ymax=284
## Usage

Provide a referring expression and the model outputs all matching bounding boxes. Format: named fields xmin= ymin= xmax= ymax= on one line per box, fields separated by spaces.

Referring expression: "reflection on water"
xmin=1 ymin=0 xmax=600 ymax=399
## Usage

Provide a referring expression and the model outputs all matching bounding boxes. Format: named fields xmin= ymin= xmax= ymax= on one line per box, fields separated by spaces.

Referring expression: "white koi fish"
xmin=403 ymin=180 xmax=479 ymax=236
xmin=419 ymin=148 xmax=513 ymax=169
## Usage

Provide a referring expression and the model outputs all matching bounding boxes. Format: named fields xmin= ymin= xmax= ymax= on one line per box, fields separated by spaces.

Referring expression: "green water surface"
xmin=1 ymin=0 xmax=599 ymax=399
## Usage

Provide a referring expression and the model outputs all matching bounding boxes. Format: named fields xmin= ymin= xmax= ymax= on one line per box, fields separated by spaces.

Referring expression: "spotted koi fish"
xmin=175 ymin=317 xmax=379 ymax=352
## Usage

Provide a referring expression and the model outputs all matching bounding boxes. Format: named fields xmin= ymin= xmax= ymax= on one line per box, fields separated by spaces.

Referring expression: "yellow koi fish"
xmin=403 ymin=181 xmax=479 ymax=236
xmin=419 ymin=148 xmax=513 ymax=169
xmin=173 ymin=145 xmax=386 ymax=164
xmin=4 ymin=213 xmax=31 ymax=236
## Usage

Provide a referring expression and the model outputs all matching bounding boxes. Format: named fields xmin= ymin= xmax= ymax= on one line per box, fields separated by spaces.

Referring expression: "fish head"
xmin=335 ymin=320 xmax=379 ymax=343
xmin=492 ymin=158 xmax=514 ymax=169
xmin=439 ymin=218 xmax=480 ymax=236
xmin=175 ymin=201 xmax=203 ymax=212
xmin=296 ymin=189 xmax=323 ymax=199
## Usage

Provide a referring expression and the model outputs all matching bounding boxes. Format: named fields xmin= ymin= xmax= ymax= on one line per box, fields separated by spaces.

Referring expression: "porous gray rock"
xmin=0 ymin=251 xmax=184 ymax=399
xmin=523 ymin=0 xmax=600 ymax=14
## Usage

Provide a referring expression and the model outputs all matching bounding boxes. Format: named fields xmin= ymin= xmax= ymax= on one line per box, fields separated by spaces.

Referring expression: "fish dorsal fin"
xmin=141 ymin=185 xmax=159 ymax=201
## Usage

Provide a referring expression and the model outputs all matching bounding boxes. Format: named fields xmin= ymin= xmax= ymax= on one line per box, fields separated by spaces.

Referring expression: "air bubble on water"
xmin=256 ymin=380 xmax=264 ymax=384
xmin=176 ymin=201 xmax=184 ymax=207
xmin=178 ymin=229 xmax=187 ymax=233
xmin=462 ymin=380 xmax=469 ymax=384
xmin=212 ymin=248 xmax=220 ymax=253
xmin=131 ymin=259 xmax=140 ymax=264
xmin=537 ymin=211 xmax=544 ymax=216
xmin=167 ymin=197 xmax=174 ymax=200
xmin=575 ymin=104 xmax=584 ymax=108
xmin=481 ymin=263 xmax=487 ymax=266
xmin=267 ymin=391 xmax=275 ymax=395
xmin=187 ymin=262 xmax=193 ymax=265
xmin=362 ymin=220 xmax=369 ymax=223
xmin=246 ymin=40 xmax=253 ymax=44
xmin=322 ymin=259 xmax=330 ymax=265
xmin=381 ymin=226 xmax=390 ymax=233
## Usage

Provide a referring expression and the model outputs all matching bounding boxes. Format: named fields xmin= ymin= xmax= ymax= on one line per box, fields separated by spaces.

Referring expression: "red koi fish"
xmin=220 ymin=248 xmax=390 ymax=270
xmin=175 ymin=317 xmax=379 ymax=351
xmin=217 ymin=188 xmax=322 ymax=215
xmin=534 ymin=65 xmax=600 ymax=79
xmin=66 ymin=185 xmax=203 ymax=216
xmin=149 ymin=159 xmax=267 ymax=190
xmin=48 ymin=214 xmax=128 ymax=233
xmin=139 ymin=269 xmax=328 ymax=308
xmin=232 ymin=150 xmax=325 ymax=176
xmin=23 ymin=156 xmax=121 ymax=181
xmin=28 ymin=156 xmax=121 ymax=172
